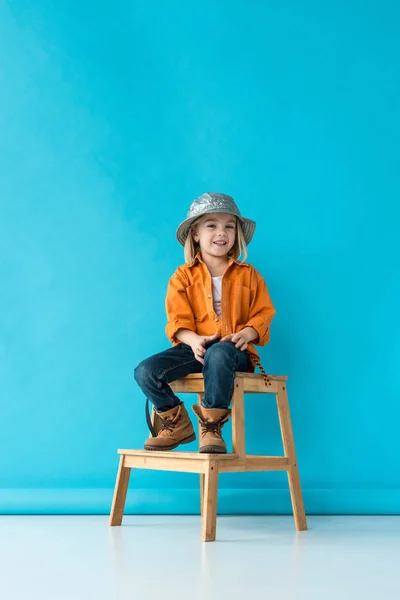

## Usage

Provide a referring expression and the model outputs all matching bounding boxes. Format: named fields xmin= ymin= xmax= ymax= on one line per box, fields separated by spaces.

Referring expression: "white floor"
xmin=1 ymin=515 xmax=399 ymax=599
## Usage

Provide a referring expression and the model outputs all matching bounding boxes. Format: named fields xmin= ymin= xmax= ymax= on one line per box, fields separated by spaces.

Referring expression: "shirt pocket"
xmin=186 ymin=282 xmax=208 ymax=321
xmin=233 ymin=284 xmax=251 ymax=323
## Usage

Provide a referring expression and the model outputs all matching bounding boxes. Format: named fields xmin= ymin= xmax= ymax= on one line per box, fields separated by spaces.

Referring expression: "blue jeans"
xmin=134 ymin=339 xmax=252 ymax=412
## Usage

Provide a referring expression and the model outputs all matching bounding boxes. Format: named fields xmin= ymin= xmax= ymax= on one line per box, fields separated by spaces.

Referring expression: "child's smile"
xmin=192 ymin=213 xmax=236 ymax=259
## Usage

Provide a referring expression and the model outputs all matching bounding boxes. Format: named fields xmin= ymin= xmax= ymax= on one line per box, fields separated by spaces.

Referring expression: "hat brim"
xmin=176 ymin=209 xmax=256 ymax=247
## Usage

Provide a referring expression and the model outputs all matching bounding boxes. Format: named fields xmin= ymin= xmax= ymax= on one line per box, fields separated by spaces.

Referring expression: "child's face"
xmin=191 ymin=213 xmax=236 ymax=260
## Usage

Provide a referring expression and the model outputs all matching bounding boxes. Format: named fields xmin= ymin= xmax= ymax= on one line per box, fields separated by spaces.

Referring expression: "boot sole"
xmin=144 ymin=432 xmax=196 ymax=452
xmin=199 ymin=446 xmax=227 ymax=454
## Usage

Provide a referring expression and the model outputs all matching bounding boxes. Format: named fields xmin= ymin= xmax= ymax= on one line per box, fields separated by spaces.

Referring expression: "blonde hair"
xmin=183 ymin=216 xmax=248 ymax=264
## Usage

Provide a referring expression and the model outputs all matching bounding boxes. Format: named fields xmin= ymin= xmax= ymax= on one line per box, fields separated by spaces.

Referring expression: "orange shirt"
xmin=165 ymin=253 xmax=276 ymax=371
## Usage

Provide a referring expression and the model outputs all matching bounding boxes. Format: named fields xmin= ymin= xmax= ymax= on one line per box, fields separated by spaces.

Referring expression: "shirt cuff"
xmin=245 ymin=321 xmax=270 ymax=346
xmin=166 ymin=319 xmax=196 ymax=343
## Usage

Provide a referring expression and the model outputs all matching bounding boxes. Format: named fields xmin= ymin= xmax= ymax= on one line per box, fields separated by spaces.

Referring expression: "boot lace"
xmin=201 ymin=422 xmax=222 ymax=437
xmin=160 ymin=416 xmax=179 ymax=433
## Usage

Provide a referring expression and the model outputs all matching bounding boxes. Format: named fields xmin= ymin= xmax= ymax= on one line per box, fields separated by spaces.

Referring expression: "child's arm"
xmin=165 ymin=271 xmax=196 ymax=343
xmin=165 ymin=270 xmax=220 ymax=362
xmin=245 ymin=271 xmax=276 ymax=346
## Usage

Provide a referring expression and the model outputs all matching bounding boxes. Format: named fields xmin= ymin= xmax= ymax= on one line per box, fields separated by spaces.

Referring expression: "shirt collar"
xmin=188 ymin=252 xmax=245 ymax=268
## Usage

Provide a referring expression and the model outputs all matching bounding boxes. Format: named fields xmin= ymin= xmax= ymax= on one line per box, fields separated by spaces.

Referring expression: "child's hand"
xmin=190 ymin=332 xmax=220 ymax=364
xmin=220 ymin=327 xmax=258 ymax=351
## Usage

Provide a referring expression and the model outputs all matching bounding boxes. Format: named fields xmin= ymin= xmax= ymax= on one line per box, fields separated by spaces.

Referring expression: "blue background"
xmin=1 ymin=0 xmax=399 ymax=514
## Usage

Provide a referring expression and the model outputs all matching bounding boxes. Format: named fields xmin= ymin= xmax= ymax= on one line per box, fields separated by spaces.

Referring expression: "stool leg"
xmin=202 ymin=460 xmax=219 ymax=542
xmin=276 ymin=384 xmax=308 ymax=531
xmin=109 ymin=454 xmax=131 ymax=526
xmin=200 ymin=474 xmax=205 ymax=516
xmin=231 ymin=377 xmax=245 ymax=458
xmin=198 ymin=392 xmax=204 ymax=515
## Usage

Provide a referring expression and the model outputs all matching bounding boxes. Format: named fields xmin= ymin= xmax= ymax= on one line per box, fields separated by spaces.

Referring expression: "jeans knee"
xmin=204 ymin=342 xmax=235 ymax=367
xmin=134 ymin=359 xmax=153 ymax=387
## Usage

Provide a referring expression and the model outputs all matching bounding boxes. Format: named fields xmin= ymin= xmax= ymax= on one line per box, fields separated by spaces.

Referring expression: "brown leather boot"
xmin=144 ymin=403 xmax=196 ymax=451
xmin=192 ymin=405 xmax=231 ymax=454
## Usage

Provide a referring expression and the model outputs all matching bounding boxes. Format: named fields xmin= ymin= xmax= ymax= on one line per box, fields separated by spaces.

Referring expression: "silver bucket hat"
xmin=176 ymin=192 xmax=256 ymax=246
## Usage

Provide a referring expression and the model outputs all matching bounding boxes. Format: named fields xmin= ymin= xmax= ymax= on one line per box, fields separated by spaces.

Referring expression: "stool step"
xmin=117 ymin=450 xmax=290 ymax=474
xmin=118 ymin=449 xmax=239 ymax=460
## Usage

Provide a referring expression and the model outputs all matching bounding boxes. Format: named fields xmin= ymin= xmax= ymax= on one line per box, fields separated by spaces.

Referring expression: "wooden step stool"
xmin=109 ymin=372 xmax=307 ymax=541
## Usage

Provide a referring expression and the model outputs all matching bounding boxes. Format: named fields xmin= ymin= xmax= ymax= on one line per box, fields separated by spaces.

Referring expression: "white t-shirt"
xmin=212 ymin=276 xmax=223 ymax=318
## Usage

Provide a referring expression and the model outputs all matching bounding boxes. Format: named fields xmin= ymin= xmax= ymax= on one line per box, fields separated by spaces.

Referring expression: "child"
xmin=134 ymin=192 xmax=276 ymax=453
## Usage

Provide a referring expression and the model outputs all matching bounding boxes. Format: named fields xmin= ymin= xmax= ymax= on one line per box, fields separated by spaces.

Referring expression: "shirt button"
xmin=207 ymin=295 xmax=211 ymax=299
xmin=215 ymin=317 xmax=219 ymax=322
